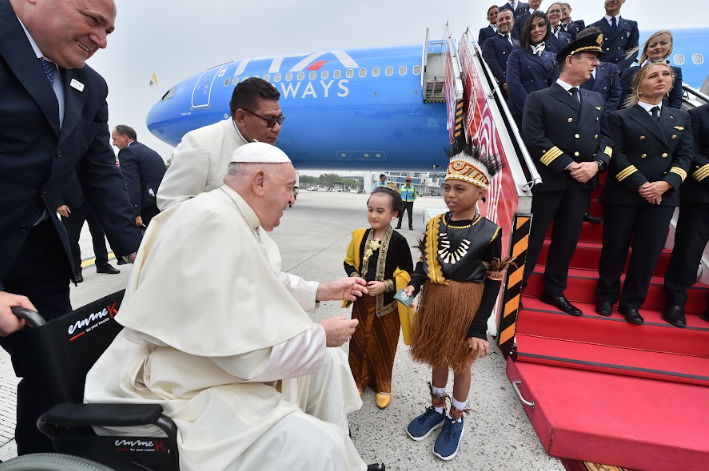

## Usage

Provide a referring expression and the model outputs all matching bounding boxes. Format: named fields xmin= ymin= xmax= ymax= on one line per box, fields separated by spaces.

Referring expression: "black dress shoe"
xmin=96 ymin=263 xmax=120 ymax=275
xmin=618 ymin=305 xmax=644 ymax=325
xmin=539 ymin=292 xmax=583 ymax=316
xmin=662 ymin=306 xmax=686 ymax=327
xmin=74 ymin=269 xmax=83 ymax=283
xmin=583 ymin=212 xmax=603 ymax=224
xmin=595 ymin=301 xmax=613 ymax=317
xmin=367 ymin=464 xmax=385 ymax=471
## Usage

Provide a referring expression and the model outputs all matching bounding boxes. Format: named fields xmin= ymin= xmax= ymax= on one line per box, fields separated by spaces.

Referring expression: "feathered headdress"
xmin=445 ymin=138 xmax=501 ymax=190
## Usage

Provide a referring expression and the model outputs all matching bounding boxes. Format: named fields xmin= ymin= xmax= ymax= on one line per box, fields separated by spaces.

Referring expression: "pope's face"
xmin=260 ymin=163 xmax=296 ymax=231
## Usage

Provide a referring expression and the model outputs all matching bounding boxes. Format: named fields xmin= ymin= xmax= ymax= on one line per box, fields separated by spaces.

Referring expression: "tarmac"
xmin=0 ymin=191 xmax=562 ymax=470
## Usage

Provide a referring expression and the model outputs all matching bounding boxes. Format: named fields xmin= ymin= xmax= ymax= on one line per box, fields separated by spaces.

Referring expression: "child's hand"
xmin=468 ymin=337 xmax=490 ymax=359
xmin=366 ymin=281 xmax=386 ymax=296
xmin=404 ymin=285 xmax=415 ymax=297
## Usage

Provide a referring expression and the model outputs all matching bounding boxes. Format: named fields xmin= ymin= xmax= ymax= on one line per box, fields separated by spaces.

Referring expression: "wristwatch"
xmin=595 ymin=159 xmax=606 ymax=171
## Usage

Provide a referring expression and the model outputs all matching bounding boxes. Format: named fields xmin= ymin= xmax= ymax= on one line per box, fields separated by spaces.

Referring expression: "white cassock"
xmin=85 ymin=185 xmax=366 ymax=471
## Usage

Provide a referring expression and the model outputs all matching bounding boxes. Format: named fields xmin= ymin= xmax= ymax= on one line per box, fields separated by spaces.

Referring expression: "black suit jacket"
xmin=545 ymin=29 xmax=572 ymax=54
xmin=500 ymin=1 xmax=530 ymax=19
xmin=522 ymin=83 xmax=613 ymax=192
xmin=482 ymin=33 xmax=518 ymax=87
xmin=581 ymin=62 xmax=622 ymax=113
xmin=601 ymin=105 xmax=693 ymax=207
xmin=591 ymin=17 xmax=639 ymax=70
xmin=117 ymin=142 xmax=166 ymax=215
xmin=684 ymin=105 xmax=709 ymax=203
xmin=563 ymin=20 xmax=585 ymax=40
xmin=478 ymin=25 xmax=497 ymax=47
xmin=0 ymin=0 xmax=141 ymax=288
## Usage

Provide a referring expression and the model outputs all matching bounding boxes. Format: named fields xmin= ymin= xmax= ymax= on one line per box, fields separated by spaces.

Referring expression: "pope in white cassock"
xmin=85 ymin=143 xmax=380 ymax=471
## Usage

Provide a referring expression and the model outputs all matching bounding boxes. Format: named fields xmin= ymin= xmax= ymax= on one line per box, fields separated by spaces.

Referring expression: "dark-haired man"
xmin=478 ymin=5 xmax=499 ymax=47
xmin=521 ymin=33 xmax=612 ymax=317
xmin=482 ymin=8 xmax=517 ymax=99
xmin=112 ymin=125 xmax=166 ymax=227
xmin=156 ymin=77 xmax=284 ymax=210
xmin=500 ymin=0 xmax=529 ymax=19
xmin=590 ymin=0 xmax=639 ymax=71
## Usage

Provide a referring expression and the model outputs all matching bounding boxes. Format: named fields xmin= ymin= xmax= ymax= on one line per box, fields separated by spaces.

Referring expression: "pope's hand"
xmin=0 ymin=291 xmax=35 ymax=337
xmin=316 ymin=277 xmax=368 ymax=302
xmin=320 ymin=316 xmax=359 ymax=347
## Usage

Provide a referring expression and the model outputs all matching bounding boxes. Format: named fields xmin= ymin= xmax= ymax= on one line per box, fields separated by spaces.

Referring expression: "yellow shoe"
xmin=376 ymin=393 xmax=391 ymax=409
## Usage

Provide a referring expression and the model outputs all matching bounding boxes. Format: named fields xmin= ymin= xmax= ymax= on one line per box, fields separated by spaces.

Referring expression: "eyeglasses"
xmin=242 ymin=109 xmax=285 ymax=128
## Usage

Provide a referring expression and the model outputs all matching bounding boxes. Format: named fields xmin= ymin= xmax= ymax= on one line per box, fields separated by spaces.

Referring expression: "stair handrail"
xmin=682 ymin=84 xmax=709 ymax=107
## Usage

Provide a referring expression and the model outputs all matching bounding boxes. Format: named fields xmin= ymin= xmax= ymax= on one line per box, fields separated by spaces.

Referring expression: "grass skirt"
xmin=409 ymin=281 xmax=484 ymax=371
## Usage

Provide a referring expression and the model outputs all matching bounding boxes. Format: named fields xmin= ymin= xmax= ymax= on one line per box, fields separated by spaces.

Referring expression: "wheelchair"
xmin=3 ymin=291 xmax=179 ymax=471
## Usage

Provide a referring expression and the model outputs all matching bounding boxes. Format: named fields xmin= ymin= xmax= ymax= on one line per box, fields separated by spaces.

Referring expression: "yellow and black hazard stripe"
xmin=496 ymin=213 xmax=532 ymax=358
xmin=454 ymin=99 xmax=464 ymax=139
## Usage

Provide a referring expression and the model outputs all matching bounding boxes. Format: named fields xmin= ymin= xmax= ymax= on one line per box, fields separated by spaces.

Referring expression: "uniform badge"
xmin=70 ymin=79 xmax=85 ymax=92
xmin=596 ymin=107 xmax=602 ymax=111
xmin=674 ymin=126 xmax=684 ymax=130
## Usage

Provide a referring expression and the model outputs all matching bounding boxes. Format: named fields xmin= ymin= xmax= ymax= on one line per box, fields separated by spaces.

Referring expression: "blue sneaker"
xmin=433 ymin=416 xmax=465 ymax=461
xmin=406 ymin=406 xmax=445 ymax=441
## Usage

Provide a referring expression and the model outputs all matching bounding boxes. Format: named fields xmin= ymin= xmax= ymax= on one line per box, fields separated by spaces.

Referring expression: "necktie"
xmin=506 ymin=34 xmax=512 ymax=46
xmin=569 ymin=87 xmax=580 ymax=103
xmin=39 ymin=57 xmax=55 ymax=85
xmin=611 ymin=17 xmax=617 ymax=31
xmin=554 ymin=25 xmax=560 ymax=35
xmin=651 ymin=106 xmax=660 ymax=122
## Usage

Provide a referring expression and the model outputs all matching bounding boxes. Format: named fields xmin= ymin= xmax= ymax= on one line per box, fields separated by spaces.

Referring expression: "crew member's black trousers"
xmin=61 ymin=203 xmax=109 ymax=268
xmin=0 ymin=220 xmax=72 ymax=454
xmin=397 ymin=201 xmax=414 ymax=229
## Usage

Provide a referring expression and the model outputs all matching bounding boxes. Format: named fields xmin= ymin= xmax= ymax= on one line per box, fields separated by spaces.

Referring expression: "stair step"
xmin=516 ymin=334 xmax=709 ymax=387
xmin=525 ymin=266 xmax=709 ymax=314
xmin=516 ymin=298 xmax=709 ymax=358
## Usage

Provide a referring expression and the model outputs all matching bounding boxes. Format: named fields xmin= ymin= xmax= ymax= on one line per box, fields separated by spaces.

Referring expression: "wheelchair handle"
xmin=11 ymin=306 xmax=47 ymax=328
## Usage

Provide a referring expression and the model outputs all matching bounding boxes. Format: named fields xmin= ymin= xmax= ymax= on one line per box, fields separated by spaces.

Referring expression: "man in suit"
xmin=591 ymin=0 xmax=639 ymax=71
xmin=662 ymin=104 xmax=709 ymax=327
xmin=482 ymin=8 xmax=517 ymax=99
xmin=112 ymin=125 xmax=166 ymax=227
xmin=500 ymin=0 xmax=530 ymax=19
xmin=560 ymin=3 xmax=584 ymax=40
xmin=512 ymin=0 xmax=543 ymax=40
xmin=478 ymin=5 xmax=499 ymax=47
xmin=521 ymin=33 xmax=612 ymax=316
xmin=58 ymin=172 xmax=120 ymax=283
xmin=0 ymin=0 xmax=142 ymax=454
xmin=157 ymin=77 xmax=284 ymax=211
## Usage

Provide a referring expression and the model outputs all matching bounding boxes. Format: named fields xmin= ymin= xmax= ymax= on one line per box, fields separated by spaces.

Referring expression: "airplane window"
xmin=372 ymin=67 xmax=380 ymax=77
xmin=399 ymin=66 xmax=407 ymax=76
xmin=385 ymin=67 xmax=393 ymax=76
xmin=263 ymin=74 xmax=270 ymax=82
xmin=334 ymin=70 xmax=341 ymax=79
xmin=413 ymin=65 xmax=421 ymax=75
xmin=286 ymin=72 xmax=293 ymax=81
xmin=674 ymin=54 xmax=685 ymax=65
xmin=359 ymin=68 xmax=367 ymax=78
xmin=297 ymin=72 xmax=305 ymax=81
xmin=232 ymin=77 xmax=239 ymax=85
xmin=309 ymin=71 xmax=317 ymax=80
xmin=224 ymin=78 xmax=230 ymax=86
xmin=693 ymin=54 xmax=704 ymax=65
xmin=321 ymin=70 xmax=329 ymax=79
xmin=346 ymin=69 xmax=354 ymax=78
xmin=274 ymin=73 xmax=281 ymax=82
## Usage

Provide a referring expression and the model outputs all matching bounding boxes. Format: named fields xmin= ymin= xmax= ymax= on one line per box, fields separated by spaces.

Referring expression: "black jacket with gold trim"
xmin=685 ymin=104 xmax=709 ymax=204
xmin=522 ymin=83 xmax=612 ymax=192
xmin=600 ymin=105 xmax=694 ymax=207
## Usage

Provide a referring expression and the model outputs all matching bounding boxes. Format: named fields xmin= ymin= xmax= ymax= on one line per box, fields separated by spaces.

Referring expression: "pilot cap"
xmin=230 ymin=142 xmax=291 ymax=164
xmin=556 ymin=32 xmax=605 ymax=63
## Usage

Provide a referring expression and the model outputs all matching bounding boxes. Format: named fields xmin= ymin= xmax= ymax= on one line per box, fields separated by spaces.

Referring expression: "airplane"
xmin=146 ymin=28 xmax=709 ymax=172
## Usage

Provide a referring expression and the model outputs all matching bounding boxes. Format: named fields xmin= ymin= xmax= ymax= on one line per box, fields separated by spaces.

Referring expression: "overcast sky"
xmin=88 ymin=0 xmax=704 ymax=163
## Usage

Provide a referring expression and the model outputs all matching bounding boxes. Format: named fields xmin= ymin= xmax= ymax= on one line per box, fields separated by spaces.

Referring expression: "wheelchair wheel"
xmin=0 ymin=453 xmax=116 ymax=470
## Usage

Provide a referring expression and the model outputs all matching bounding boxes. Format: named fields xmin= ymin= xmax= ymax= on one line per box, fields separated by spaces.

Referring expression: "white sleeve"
xmin=211 ymin=324 xmax=326 ymax=382
xmin=156 ymin=132 xmax=210 ymax=211
xmin=279 ymin=272 xmax=319 ymax=312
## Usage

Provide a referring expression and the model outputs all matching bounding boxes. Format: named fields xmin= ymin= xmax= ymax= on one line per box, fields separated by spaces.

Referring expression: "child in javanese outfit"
xmin=343 ymin=186 xmax=413 ymax=409
xmin=404 ymin=142 xmax=512 ymax=460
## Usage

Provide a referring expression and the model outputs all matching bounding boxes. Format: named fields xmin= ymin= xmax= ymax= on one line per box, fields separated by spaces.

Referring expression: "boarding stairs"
xmin=442 ymin=24 xmax=709 ymax=471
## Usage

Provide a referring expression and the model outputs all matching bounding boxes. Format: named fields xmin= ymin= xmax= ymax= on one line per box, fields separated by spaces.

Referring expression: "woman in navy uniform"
xmin=620 ymin=30 xmax=683 ymax=109
xmin=507 ymin=11 xmax=558 ymax=127
xmin=596 ymin=63 xmax=694 ymax=324
xmin=545 ymin=3 xmax=572 ymax=54
xmin=662 ymin=103 xmax=709 ymax=327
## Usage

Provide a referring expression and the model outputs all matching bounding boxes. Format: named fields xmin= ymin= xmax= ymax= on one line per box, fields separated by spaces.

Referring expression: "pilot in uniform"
xmin=596 ymin=69 xmax=693 ymax=324
xmin=662 ymin=103 xmax=709 ymax=326
xmin=591 ymin=14 xmax=639 ymax=71
xmin=521 ymin=33 xmax=612 ymax=316
xmin=500 ymin=0 xmax=530 ymax=19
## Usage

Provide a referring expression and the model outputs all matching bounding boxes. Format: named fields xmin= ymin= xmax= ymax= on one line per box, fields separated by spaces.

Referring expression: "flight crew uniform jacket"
xmin=482 ymin=33 xmax=518 ymax=92
xmin=117 ymin=141 xmax=166 ymax=216
xmin=686 ymin=105 xmax=709 ymax=202
xmin=600 ymin=104 xmax=694 ymax=207
xmin=590 ymin=16 xmax=639 ymax=71
xmin=581 ymin=62 xmax=622 ymax=114
xmin=522 ymin=83 xmax=613 ymax=192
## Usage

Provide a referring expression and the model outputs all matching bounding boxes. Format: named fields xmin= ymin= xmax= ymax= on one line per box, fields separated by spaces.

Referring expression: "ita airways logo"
xmin=67 ymin=302 xmax=119 ymax=341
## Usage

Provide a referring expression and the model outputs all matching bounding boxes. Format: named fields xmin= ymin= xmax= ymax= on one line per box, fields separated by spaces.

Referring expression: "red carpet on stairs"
xmin=512 ymin=181 xmax=709 ymax=469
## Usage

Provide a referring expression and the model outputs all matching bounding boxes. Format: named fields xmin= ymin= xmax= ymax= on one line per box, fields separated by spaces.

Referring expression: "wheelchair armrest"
xmin=43 ymin=403 xmax=164 ymax=427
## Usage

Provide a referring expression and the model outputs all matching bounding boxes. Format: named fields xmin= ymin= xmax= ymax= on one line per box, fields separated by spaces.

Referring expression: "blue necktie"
xmin=39 ymin=57 xmax=55 ymax=85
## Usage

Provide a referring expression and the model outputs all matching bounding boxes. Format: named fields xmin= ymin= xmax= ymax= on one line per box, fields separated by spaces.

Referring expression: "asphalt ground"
xmin=0 ymin=190 xmax=562 ymax=470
